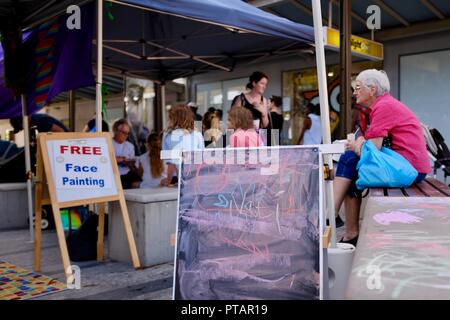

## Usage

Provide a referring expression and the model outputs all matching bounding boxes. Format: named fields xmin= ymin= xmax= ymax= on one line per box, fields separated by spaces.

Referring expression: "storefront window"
xmin=196 ymin=78 xmax=247 ymax=127
xmin=400 ymin=49 xmax=450 ymax=144
xmin=282 ymin=60 xmax=382 ymax=144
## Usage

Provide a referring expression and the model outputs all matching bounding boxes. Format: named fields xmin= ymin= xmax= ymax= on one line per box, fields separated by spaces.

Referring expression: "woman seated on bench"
xmin=334 ymin=69 xmax=431 ymax=246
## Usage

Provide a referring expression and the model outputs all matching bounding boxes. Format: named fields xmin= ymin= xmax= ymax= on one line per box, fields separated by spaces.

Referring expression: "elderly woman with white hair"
xmin=334 ymin=69 xmax=431 ymax=246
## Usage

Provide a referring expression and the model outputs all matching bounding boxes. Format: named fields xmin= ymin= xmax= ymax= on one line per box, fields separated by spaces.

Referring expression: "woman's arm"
xmin=50 ymin=124 xmax=66 ymax=132
xmin=347 ymin=136 xmax=383 ymax=156
xmin=231 ymin=94 xmax=243 ymax=108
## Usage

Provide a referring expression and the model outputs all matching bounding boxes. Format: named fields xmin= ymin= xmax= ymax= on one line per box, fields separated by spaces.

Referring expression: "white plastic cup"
xmin=347 ymin=133 xmax=355 ymax=143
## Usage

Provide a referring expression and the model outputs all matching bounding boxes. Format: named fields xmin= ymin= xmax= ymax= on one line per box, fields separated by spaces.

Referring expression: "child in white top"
xmin=162 ymin=104 xmax=204 ymax=185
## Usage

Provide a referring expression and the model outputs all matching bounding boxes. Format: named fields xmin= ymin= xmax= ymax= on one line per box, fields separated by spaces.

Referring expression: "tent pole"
xmin=95 ymin=0 xmax=103 ymax=132
xmin=311 ymin=0 xmax=337 ymax=248
xmin=161 ymin=84 xmax=166 ymax=131
xmin=21 ymin=94 xmax=34 ymax=242
xmin=69 ymin=90 xmax=76 ymax=131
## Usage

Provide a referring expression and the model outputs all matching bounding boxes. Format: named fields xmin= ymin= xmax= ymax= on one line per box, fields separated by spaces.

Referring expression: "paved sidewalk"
xmin=0 ymin=228 xmax=173 ymax=300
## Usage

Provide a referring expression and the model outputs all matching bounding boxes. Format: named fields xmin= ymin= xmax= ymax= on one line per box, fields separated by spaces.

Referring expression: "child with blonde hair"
xmin=162 ymin=104 xmax=204 ymax=184
xmin=228 ymin=107 xmax=263 ymax=148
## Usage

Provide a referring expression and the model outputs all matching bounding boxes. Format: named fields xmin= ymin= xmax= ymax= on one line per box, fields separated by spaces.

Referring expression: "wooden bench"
xmin=368 ymin=176 xmax=450 ymax=197
xmin=346 ymin=176 xmax=450 ymax=299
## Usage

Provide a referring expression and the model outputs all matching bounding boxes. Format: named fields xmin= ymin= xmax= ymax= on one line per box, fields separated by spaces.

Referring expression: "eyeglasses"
xmin=355 ymin=84 xmax=371 ymax=92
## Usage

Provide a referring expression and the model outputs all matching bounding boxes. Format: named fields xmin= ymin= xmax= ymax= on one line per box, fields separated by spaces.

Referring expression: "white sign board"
xmin=46 ymin=137 xmax=118 ymax=203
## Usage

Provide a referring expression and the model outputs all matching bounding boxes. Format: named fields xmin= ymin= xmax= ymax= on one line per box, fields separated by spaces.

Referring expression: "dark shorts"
xmin=336 ymin=150 xmax=428 ymax=197
xmin=335 ymin=151 xmax=361 ymax=198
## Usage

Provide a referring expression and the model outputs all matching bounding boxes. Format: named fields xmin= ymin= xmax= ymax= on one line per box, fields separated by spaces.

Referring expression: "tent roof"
xmin=99 ymin=0 xmax=314 ymax=81
xmin=1 ymin=0 xmax=315 ymax=83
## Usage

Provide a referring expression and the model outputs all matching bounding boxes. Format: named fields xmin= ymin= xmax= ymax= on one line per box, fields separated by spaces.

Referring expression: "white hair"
xmin=356 ymin=69 xmax=390 ymax=96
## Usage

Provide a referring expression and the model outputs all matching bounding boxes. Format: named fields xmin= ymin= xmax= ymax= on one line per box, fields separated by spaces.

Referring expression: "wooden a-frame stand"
xmin=34 ymin=132 xmax=141 ymax=280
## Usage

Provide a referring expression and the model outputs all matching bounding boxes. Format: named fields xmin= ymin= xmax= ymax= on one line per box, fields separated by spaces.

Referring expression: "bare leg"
xmin=343 ymin=195 xmax=362 ymax=240
xmin=333 ymin=176 xmax=353 ymax=218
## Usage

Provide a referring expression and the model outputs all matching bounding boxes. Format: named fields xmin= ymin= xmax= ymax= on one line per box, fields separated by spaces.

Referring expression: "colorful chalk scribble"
xmin=373 ymin=211 xmax=423 ymax=225
xmin=174 ymin=147 xmax=321 ymax=300
xmin=349 ymin=197 xmax=450 ymax=299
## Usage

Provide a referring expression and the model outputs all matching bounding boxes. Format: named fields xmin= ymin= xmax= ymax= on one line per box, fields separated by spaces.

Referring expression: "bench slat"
xmin=403 ymin=186 xmax=425 ymax=197
xmin=370 ymin=188 xmax=384 ymax=196
xmin=425 ymin=177 xmax=450 ymax=196
xmin=384 ymin=188 xmax=405 ymax=197
xmin=414 ymin=180 xmax=446 ymax=197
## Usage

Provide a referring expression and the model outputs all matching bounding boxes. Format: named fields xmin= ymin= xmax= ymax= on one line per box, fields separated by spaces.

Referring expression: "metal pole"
xmin=21 ymin=95 xmax=34 ymax=242
xmin=339 ymin=0 xmax=352 ymax=139
xmin=161 ymin=84 xmax=166 ymax=131
xmin=311 ymin=0 xmax=337 ymax=248
xmin=69 ymin=90 xmax=76 ymax=131
xmin=95 ymin=0 xmax=103 ymax=132
xmin=328 ymin=0 xmax=333 ymax=28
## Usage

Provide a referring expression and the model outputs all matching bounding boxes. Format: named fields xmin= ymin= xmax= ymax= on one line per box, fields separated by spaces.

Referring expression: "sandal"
xmin=339 ymin=235 xmax=358 ymax=247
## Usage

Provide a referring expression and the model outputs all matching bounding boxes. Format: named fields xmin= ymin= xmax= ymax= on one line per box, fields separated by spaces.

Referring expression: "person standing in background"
xmin=297 ymin=103 xmax=322 ymax=145
xmin=231 ymin=71 xmax=270 ymax=129
xmin=268 ymin=95 xmax=284 ymax=146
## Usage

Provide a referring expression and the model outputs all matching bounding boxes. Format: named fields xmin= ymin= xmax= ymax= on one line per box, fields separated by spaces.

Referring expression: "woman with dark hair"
xmin=231 ymin=71 xmax=270 ymax=129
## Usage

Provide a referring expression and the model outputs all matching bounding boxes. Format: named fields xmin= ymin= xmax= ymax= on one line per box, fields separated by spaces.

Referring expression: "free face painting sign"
xmin=46 ymin=138 xmax=118 ymax=202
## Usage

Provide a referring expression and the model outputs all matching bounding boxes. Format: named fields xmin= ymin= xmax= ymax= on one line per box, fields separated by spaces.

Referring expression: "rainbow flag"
xmin=0 ymin=3 xmax=95 ymax=118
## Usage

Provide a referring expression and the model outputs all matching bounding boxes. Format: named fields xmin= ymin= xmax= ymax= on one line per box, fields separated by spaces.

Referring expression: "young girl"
xmin=228 ymin=107 xmax=264 ymax=148
xmin=136 ymin=133 xmax=168 ymax=188
xmin=203 ymin=112 xmax=223 ymax=147
xmin=162 ymin=104 xmax=204 ymax=185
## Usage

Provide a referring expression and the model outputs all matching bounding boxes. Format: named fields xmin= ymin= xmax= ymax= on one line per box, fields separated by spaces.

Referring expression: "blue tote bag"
xmin=356 ymin=140 xmax=418 ymax=190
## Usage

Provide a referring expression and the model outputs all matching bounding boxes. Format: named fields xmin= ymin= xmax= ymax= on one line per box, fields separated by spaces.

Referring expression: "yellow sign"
xmin=324 ymin=27 xmax=383 ymax=61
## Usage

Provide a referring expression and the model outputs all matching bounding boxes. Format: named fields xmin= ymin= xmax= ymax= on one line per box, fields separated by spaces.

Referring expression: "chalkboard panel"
xmin=174 ymin=147 xmax=322 ymax=300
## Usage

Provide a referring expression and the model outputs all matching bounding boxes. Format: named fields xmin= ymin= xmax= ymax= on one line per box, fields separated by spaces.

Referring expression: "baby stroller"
xmin=421 ymin=123 xmax=450 ymax=184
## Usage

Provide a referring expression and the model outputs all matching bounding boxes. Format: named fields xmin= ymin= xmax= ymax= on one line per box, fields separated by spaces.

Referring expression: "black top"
xmin=233 ymin=93 xmax=263 ymax=124
xmin=267 ymin=112 xmax=283 ymax=146
xmin=269 ymin=112 xmax=283 ymax=130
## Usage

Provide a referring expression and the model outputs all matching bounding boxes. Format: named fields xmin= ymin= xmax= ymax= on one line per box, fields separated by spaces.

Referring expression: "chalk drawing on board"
xmin=174 ymin=147 xmax=321 ymax=300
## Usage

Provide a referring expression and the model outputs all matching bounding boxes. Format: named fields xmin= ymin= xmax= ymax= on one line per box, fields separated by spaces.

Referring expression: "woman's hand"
xmin=252 ymin=100 xmax=268 ymax=116
xmin=252 ymin=98 xmax=269 ymax=128
xmin=345 ymin=136 xmax=365 ymax=156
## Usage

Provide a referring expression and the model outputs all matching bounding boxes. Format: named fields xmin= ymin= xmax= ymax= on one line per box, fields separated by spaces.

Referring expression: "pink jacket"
xmin=230 ymin=129 xmax=264 ymax=148
xmin=365 ymin=94 xmax=431 ymax=174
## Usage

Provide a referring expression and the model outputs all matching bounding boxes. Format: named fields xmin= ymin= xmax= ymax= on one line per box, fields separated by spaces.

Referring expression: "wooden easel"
xmin=34 ymin=132 xmax=140 ymax=280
